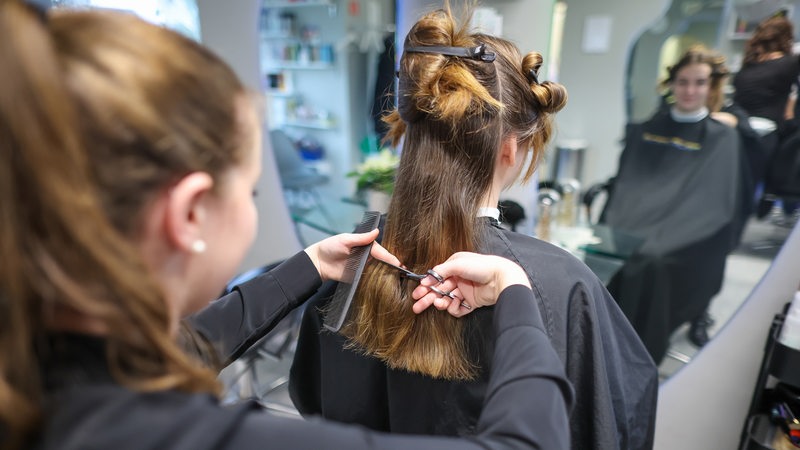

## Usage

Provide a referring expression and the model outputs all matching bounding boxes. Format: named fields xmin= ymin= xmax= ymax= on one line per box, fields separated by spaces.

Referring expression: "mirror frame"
xmin=654 ymin=220 xmax=800 ymax=449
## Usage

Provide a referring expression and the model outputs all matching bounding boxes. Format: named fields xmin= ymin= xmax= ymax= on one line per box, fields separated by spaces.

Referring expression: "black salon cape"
xmin=601 ymin=112 xmax=743 ymax=363
xmin=289 ymin=219 xmax=658 ymax=450
xmin=33 ymin=252 xmax=572 ymax=450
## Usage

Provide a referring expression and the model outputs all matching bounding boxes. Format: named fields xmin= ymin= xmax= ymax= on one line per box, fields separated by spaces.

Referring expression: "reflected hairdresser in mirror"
xmin=733 ymin=14 xmax=800 ymax=217
xmin=598 ymin=45 xmax=749 ymax=364
xmin=290 ymin=3 xmax=658 ymax=450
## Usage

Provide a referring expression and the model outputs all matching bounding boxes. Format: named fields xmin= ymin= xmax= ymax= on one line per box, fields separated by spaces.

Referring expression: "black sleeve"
xmin=226 ymin=285 xmax=574 ymax=450
xmin=187 ymin=251 xmax=322 ymax=363
xmin=287 ymin=281 xmax=336 ymax=418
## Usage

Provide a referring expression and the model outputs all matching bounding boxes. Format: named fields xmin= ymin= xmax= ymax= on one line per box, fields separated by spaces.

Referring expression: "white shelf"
xmin=261 ymin=32 xmax=298 ymax=40
xmin=729 ymin=32 xmax=752 ymax=41
xmin=264 ymin=61 xmax=334 ymax=70
xmin=263 ymin=0 xmax=333 ymax=8
xmin=284 ymin=119 xmax=336 ymax=130
xmin=266 ymin=90 xmax=296 ymax=98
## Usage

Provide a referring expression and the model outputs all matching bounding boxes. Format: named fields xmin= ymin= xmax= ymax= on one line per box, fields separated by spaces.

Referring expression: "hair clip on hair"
xmin=405 ymin=43 xmax=496 ymax=62
xmin=528 ymin=68 xmax=539 ymax=85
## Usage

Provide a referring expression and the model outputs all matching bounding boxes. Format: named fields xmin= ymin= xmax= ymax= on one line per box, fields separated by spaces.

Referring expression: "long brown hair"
xmin=744 ymin=15 xmax=794 ymax=64
xmin=661 ymin=45 xmax=730 ymax=112
xmin=339 ymin=3 xmax=567 ymax=380
xmin=0 ymin=3 xmax=249 ymax=447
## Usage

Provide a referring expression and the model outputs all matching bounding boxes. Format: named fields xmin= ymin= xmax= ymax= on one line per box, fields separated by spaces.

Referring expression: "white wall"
xmin=488 ymin=0 xmax=556 ymax=235
xmin=197 ymin=0 xmax=303 ymax=269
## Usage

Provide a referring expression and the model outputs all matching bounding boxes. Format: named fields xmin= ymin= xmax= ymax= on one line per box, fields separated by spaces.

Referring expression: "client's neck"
xmin=670 ymin=106 xmax=709 ymax=123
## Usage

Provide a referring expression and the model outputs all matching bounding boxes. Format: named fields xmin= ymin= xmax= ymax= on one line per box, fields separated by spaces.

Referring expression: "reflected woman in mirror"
xmin=601 ymin=45 xmax=748 ymax=358
xmin=289 ymin=4 xmax=658 ymax=450
xmin=733 ymin=14 xmax=799 ymax=210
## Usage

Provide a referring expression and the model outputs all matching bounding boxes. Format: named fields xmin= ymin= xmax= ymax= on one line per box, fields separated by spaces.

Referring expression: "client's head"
xmin=662 ymin=45 xmax=729 ymax=113
xmin=341 ymin=2 xmax=566 ymax=380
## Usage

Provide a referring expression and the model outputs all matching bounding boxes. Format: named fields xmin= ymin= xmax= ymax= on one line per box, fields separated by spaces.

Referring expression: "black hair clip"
xmin=405 ymin=43 xmax=496 ymax=62
xmin=24 ymin=0 xmax=49 ymax=23
xmin=528 ymin=68 xmax=539 ymax=85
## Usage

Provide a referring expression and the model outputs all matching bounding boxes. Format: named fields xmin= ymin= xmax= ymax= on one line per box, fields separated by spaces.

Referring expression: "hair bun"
xmin=395 ymin=10 xmax=501 ymax=125
xmin=522 ymin=52 xmax=567 ymax=114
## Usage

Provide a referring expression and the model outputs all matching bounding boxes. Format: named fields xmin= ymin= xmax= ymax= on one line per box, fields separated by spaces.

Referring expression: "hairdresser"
xmin=0 ymin=2 xmax=571 ymax=449
xmin=733 ymin=15 xmax=800 ymax=192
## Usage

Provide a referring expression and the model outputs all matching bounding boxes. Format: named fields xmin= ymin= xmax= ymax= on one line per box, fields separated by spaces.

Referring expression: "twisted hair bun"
xmin=396 ymin=10 xmax=500 ymax=125
xmin=522 ymin=52 xmax=567 ymax=114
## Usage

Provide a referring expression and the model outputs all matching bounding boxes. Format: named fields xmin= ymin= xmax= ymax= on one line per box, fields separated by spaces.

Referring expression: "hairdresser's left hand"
xmin=305 ymin=229 xmax=401 ymax=282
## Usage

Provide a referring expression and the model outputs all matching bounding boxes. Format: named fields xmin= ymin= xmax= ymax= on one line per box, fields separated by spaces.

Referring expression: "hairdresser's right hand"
xmin=411 ymin=252 xmax=531 ymax=316
xmin=304 ymin=229 xmax=401 ymax=282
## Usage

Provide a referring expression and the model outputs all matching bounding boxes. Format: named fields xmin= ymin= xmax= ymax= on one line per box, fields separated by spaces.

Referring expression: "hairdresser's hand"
xmin=711 ymin=111 xmax=738 ymax=128
xmin=304 ymin=229 xmax=401 ymax=282
xmin=411 ymin=252 xmax=531 ymax=317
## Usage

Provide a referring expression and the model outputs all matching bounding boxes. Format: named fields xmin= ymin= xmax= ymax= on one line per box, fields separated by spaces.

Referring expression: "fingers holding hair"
xmin=306 ymin=229 xmax=384 ymax=282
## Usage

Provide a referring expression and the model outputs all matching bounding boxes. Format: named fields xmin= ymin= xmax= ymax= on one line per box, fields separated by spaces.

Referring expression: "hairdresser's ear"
xmin=164 ymin=172 xmax=214 ymax=254
xmin=499 ymin=135 xmax=519 ymax=168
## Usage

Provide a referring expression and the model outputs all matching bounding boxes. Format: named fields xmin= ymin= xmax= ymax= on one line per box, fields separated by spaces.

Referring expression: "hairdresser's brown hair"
xmin=338 ymin=3 xmax=566 ymax=380
xmin=744 ymin=15 xmax=794 ymax=64
xmin=0 ymin=3 xmax=248 ymax=447
xmin=661 ymin=45 xmax=730 ymax=112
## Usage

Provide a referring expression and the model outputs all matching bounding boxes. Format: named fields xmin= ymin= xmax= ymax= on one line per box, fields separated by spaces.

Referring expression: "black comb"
xmin=323 ymin=211 xmax=382 ymax=332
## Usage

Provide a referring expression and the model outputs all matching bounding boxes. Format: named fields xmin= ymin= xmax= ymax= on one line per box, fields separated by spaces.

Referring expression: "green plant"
xmin=347 ymin=148 xmax=400 ymax=195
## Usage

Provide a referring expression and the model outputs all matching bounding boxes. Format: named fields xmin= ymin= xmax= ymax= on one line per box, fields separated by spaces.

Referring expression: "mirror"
xmin=623 ymin=0 xmax=797 ymax=379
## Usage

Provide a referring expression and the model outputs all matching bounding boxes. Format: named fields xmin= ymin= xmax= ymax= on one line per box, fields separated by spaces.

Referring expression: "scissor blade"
xmin=377 ymin=259 xmax=426 ymax=280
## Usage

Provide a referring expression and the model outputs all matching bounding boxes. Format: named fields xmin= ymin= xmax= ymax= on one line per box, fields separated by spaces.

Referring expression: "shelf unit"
xmin=263 ymin=0 xmax=335 ymax=9
xmin=718 ymin=3 xmax=799 ymax=75
xmin=739 ymin=305 xmax=800 ymax=449
xmin=259 ymin=0 xmax=369 ymax=197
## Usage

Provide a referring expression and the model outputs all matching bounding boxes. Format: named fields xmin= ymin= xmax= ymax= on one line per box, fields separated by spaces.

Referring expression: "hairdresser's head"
xmin=1 ymin=2 xmax=257 ymax=443
xmin=745 ymin=15 xmax=794 ymax=64
xmin=662 ymin=45 xmax=729 ymax=113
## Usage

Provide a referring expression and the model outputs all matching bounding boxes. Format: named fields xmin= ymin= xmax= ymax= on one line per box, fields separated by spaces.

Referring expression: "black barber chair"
xmin=220 ymin=261 xmax=304 ymax=416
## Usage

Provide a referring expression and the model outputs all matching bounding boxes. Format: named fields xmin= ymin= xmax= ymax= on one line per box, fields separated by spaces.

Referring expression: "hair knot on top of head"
xmin=391 ymin=9 xmax=504 ymax=127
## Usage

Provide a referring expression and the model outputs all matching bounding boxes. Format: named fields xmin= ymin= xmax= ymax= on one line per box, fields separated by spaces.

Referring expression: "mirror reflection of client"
xmin=600 ymin=46 xmax=748 ymax=362
xmin=289 ymin=4 xmax=659 ymax=450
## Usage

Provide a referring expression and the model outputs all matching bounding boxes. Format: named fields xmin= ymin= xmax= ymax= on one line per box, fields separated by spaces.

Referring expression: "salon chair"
xmin=220 ymin=261 xmax=303 ymax=416
xmin=270 ymin=129 xmax=333 ymax=230
xmin=582 ymin=179 xmax=614 ymax=225
xmin=498 ymin=199 xmax=526 ymax=231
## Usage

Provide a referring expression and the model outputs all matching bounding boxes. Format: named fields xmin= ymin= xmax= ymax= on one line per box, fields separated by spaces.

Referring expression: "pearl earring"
xmin=191 ymin=240 xmax=207 ymax=254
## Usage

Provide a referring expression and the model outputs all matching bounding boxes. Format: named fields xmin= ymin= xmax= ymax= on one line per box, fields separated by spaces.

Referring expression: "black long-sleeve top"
xmin=733 ymin=54 xmax=800 ymax=126
xmin=290 ymin=220 xmax=658 ymax=450
xmin=34 ymin=251 xmax=572 ymax=450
